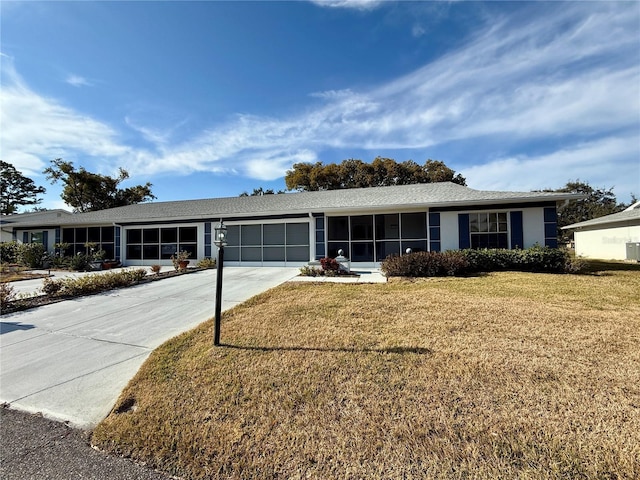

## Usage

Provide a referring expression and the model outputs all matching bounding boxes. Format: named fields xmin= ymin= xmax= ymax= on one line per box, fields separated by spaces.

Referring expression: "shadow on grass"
xmin=220 ymin=344 xmax=432 ymax=355
xmin=584 ymin=260 xmax=640 ymax=273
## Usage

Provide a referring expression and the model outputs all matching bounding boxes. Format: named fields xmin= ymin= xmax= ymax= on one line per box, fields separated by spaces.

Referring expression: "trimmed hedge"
xmin=381 ymin=246 xmax=579 ymax=278
xmin=41 ymin=268 xmax=148 ymax=297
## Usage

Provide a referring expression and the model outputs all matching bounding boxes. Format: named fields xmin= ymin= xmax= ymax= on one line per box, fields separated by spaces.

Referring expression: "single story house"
xmin=562 ymin=201 xmax=640 ymax=261
xmin=1 ymin=182 xmax=580 ymax=268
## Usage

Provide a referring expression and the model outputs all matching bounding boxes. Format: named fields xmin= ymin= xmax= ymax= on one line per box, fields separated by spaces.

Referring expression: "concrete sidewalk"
xmin=0 ymin=267 xmax=299 ymax=429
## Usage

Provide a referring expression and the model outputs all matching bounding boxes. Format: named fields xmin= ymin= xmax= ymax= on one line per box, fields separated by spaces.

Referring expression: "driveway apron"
xmin=0 ymin=267 xmax=299 ymax=429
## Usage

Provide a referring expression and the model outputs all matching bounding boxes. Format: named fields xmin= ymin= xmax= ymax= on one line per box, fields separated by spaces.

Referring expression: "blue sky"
xmin=1 ymin=0 xmax=639 ymax=211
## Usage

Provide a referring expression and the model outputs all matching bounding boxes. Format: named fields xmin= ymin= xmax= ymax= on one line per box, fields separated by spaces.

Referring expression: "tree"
xmin=550 ymin=180 xmax=633 ymax=242
xmin=43 ymin=159 xmax=155 ymax=213
xmin=285 ymin=158 xmax=466 ymax=192
xmin=239 ymin=187 xmax=285 ymax=197
xmin=0 ymin=160 xmax=47 ymax=215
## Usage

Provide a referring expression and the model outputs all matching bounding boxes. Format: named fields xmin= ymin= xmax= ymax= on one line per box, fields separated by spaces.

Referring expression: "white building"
xmin=563 ymin=202 xmax=640 ymax=261
xmin=1 ymin=182 xmax=579 ymax=267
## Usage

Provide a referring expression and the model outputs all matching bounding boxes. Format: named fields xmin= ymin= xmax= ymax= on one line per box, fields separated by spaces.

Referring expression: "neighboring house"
xmin=562 ymin=201 xmax=640 ymax=261
xmin=0 ymin=210 xmax=73 ymax=251
xmin=0 ymin=182 xmax=579 ymax=267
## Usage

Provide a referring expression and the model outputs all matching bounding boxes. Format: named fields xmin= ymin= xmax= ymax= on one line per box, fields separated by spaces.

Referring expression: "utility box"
xmin=626 ymin=242 xmax=640 ymax=261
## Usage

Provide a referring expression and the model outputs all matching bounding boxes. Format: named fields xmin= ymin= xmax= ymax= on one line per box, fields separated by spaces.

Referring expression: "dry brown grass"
xmin=92 ymin=266 xmax=640 ymax=479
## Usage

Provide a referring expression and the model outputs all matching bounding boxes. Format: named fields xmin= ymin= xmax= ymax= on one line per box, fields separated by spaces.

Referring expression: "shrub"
xmin=171 ymin=250 xmax=191 ymax=271
xmin=382 ymin=247 xmax=577 ymax=277
xmin=299 ymin=265 xmax=322 ymax=277
xmin=41 ymin=269 xmax=148 ymax=298
xmin=196 ymin=257 xmax=216 ymax=269
xmin=0 ymin=282 xmax=16 ymax=311
xmin=17 ymin=243 xmax=47 ymax=268
xmin=150 ymin=264 xmax=162 ymax=274
xmin=381 ymin=251 xmax=469 ymax=278
xmin=42 ymin=277 xmax=63 ymax=296
xmin=0 ymin=242 xmax=19 ymax=264
xmin=69 ymin=253 xmax=92 ymax=272
xmin=319 ymin=257 xmax=341 ymax=274
xmin=564 ymin=256 xmax=588 ymax=274
xmin=517 ymin=245 xmax=568 ymax=273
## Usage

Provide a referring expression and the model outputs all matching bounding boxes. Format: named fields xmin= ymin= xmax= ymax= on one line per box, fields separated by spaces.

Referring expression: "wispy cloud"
xmin=65 ymin=74 xmax=91 ymax=87
xmin=309 ymin=0 xmax=386 ymax=11
xmin=1 ymin=57 xmax=131 ymax=178
xmin=1 ymin=2 xmax=638 ymax=200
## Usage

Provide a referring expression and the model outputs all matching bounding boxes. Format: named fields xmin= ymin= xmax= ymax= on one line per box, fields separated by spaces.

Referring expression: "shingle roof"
xmin=0 ymin=209 xmax=73 ymax=227
xmin=3 ymin=182 xmax=580 ymax=228
xmin=562 ymin=202 xmax=640 ymax=230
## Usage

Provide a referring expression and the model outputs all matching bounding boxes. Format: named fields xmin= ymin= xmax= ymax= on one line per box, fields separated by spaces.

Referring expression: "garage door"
xmin=224 ymin=222 xmax=310 ymax=264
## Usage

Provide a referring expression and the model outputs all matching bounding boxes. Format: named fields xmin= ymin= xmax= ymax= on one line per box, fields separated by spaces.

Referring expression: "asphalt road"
xmin=1 ymin=407 xmax=176 ymax=480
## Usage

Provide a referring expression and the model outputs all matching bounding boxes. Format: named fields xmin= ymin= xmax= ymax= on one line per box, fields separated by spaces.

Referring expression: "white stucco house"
xmin=562 ymin=201 xmax=640 ymax=261
xmin=1 ymin=182 xmax=580 ymax=267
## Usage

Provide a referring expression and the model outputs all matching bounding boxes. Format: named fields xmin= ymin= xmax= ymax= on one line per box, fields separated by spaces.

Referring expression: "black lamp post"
xmin=213 ymin=220 xmax=227 ymax=346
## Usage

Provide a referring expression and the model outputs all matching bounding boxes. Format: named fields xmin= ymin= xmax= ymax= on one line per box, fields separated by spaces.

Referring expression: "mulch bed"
xmin=1 ymin=267 xmax=208 ymax=316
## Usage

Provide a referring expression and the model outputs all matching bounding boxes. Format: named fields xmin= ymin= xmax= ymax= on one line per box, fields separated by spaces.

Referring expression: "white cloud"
xmin=461 ymin=135 xmax=640 ymax=201
xmin=1 ymin=2 xmax=638 ymax=203
xmin=309 ymin=0 xmax=385 ymax=11
xmin=411 ymin=24 xmax=426 ymax=38
xmin=65 ymin=74 xmax=91 ymax=87
xmin=0 ymin=57 xmax=133 ymax=178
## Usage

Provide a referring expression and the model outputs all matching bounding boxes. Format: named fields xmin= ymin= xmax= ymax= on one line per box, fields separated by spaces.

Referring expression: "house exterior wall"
xmin=13 ymin=228 xmax=58 ymax=252
xmin=439 ymin=206 xmax=550 ymax=252
xmin=574 ymin=224 xmax=640 ymax=260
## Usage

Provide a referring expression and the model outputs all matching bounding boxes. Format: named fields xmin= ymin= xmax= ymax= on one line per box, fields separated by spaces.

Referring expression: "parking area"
xmin=0 ymin=267 xmax=299 ymax=429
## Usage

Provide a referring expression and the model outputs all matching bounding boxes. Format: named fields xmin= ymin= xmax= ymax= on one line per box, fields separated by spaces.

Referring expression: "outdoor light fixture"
xmin=213 ymin=220 xmax=227 ymax=346
xmin=214 ymin=221 xmax=228 ymax=247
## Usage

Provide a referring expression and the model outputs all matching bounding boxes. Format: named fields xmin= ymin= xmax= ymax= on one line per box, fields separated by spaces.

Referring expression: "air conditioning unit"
xmin=626 ymin=242 xmax=640 ymax=261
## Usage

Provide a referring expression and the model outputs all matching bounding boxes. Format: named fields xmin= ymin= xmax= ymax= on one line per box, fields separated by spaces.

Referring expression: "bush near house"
xmin=41 ymin=269 xmax=147 ymax=298
xmin=0 ymin=241 xmax=19 ymax=264
xmin=17 ymin=242 xmax=48 ymax=269
xmin=381 ymin=246 xmax=580 ymax=277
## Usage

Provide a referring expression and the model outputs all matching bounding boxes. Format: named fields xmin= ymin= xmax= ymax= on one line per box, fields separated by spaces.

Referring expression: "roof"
xmin=0 ymin=209 xmax=73 ymax=228
xmin=2 ymin=182 xmax=580 ymax=229
xmin=562 ymin=201 xmax=640 ymax=230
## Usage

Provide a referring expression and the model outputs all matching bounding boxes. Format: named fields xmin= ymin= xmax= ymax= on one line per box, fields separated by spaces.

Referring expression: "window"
xmin=225 ymin=222 xmax=309 ymax=263
xmin=326 ymin=212 xmax=428 ymax=262
xmin=61 ymin=227 xmax=116 ymax=259
xmin=124 ymin=226 xmax=199 ymax=261
xmin=469 ymin=212 xmax=508 ymax=249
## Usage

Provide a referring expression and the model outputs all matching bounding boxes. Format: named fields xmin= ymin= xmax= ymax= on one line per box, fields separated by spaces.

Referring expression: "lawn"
xmin=92 ymin=265 xmax=640 ymax=479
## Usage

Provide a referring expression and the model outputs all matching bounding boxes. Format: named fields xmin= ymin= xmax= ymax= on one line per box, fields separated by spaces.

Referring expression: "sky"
xmin=1 ymin=0 xmax=639 ymax=212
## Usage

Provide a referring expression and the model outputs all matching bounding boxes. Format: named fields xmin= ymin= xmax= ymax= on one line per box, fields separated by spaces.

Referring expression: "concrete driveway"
xmin=0 ymin=267 xmax=299 ymax=429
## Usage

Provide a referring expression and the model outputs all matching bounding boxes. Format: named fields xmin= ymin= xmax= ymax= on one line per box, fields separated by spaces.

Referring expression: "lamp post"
xmin=213 ymin=221 xmax=227 ymax=346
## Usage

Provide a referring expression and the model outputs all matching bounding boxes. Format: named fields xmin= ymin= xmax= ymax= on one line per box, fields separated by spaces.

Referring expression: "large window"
xmin=469 ymin=212 xmax=508 ymax=249
xmin=327 ymin=212 xmax=428 ymax=262
xmin=225 ymin=222 xmax=309 ymax=263
xmin=126 ymin=226 xmax=198 ymax=261
xmin=61 ymin=227 xmax=116 ymax=259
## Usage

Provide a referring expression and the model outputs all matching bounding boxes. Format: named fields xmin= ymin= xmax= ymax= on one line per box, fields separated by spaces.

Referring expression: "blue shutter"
xmin=429 ymin=212 xmax=441 ymax=252
xmin=42 ymin=231 xmax=49 ymax=250
xmin=115 ymin=227 xmax=121 ymax=261
xmin=204 ymin=222 xmax=212 ymax=257
xmin=510 ymin=211 xmax=523 ymax=249
xmin=543 ymin=206 xmax=558 ymax=248
xmin=458 ymin=214 xmax=470 ymax=249
xmin=23 ymin=232 xmax=29 ymax=243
